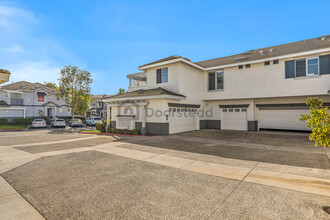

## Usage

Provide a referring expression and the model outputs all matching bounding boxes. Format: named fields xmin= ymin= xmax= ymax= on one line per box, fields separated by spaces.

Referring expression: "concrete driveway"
xmin=0 ymin=130 xmax=329 ymax=219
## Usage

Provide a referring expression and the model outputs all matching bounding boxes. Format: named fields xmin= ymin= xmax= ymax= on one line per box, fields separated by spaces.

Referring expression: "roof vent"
xmin=259 ymin=50 xmax=264 ymax=55
xmin=321 ymin=37 xmax=326 ymax=40
xmin=242 ymin=50 xmax=253 ymax=55
xmin=235 ymin=57 xmax=247 ymax=61
xmin=270 ymin=48 xmax=275 ymax=53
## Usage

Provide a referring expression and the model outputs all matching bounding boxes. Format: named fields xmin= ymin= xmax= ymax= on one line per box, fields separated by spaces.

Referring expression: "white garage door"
xmin=221 ymin=108 xmax=247 ymax=131
xmin=258 ymin=109 xmax=310 ymax=131
xmin=169 ymin=109 xmax=198 ymax=134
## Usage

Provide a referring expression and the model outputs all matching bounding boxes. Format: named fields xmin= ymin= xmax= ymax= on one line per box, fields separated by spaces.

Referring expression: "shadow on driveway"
xmin=119 ymin=130 xmax=330 ymax=169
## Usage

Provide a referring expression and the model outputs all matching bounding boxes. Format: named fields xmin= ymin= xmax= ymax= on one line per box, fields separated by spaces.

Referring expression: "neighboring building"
xmin=103 ymin=35 xmax=330 ymax=135
xmin=0 ymin=69 xmax=10 ymax=85
xmin=86 ymin=95 xmax=108 ymax=119
xmin=0 ymin=81 xmax=72 ymax=121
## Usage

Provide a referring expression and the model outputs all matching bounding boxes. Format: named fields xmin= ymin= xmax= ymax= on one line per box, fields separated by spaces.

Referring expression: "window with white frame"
xmin=208 ymin=71 xmax=224 ymax=91
xmin=307 ymin=57 xmax=319 ymax=76
xmin=3 ymin=92 xmax=8 ymax=98
xmin=285 ymin=57 xmax=319 ymax=78
xmin=156 ymin=67 xmax=168 ymax=84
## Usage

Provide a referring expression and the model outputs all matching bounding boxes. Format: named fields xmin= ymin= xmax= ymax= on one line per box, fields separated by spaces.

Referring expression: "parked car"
xmin=86 ymin=117 xmax=103 ymax=126
xmin=51 ymin=119 xmax=66 ymax=128
xmin=31 ymin=119 xmax=47 ymax=128
xmin=68 ymin=119 xmax=83 ymax=127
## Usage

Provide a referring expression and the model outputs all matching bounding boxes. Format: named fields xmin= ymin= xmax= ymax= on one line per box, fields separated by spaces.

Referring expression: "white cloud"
xmin=0 ymin=5 xmax=37 ymax=30
xmin=4 ymin=44 xmax=24 ymax=53
xmin=6 ymin=61 xmax=61 ymax=84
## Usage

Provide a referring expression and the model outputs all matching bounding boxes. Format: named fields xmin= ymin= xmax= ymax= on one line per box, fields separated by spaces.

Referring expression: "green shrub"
xmin=96 ymin=121 xmax=107 ymax=133
xmin=108 ymin=128 xmax=118 ymax=134
xmin=13 ymin=118 xmax=34 ymax=125
xmin=0 ymin=118 xmax=8 ymax=125
xmin=132 ymin=129 xmax=139 ymax=135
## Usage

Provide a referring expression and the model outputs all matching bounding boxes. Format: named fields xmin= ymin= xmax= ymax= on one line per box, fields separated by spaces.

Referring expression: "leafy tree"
xmin=44 ymin=82 xmax=57 ymax=89
xmin=56 ymin=65 xmax=93 ymax=119
xmin=117 ymin=88 xmax=126 ymax=95
xmin=300 ymin=98 xmax=330 ymax=147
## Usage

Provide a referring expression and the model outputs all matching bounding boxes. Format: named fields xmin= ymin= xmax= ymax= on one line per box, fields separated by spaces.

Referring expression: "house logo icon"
xmin=117 ymin=101 xmax=140 ymax=120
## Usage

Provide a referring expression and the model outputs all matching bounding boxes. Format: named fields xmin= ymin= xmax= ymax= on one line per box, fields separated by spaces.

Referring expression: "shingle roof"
xmin=92 ymin=94 xmax=108 ymax=100
xmin=0 ymin=69 xmax=11 ymax=75
xmin=139 ymin=55 xmax=192 ymax=68
xmin=0 ymin=81 xmax=55 ymax=92
xmin=196 ymin=35 xmax=330 ymax=68
xmin=0 ymin=100 xmax=9 ymax=106
xmin=106 ymin=87 xmax=185 ymax=100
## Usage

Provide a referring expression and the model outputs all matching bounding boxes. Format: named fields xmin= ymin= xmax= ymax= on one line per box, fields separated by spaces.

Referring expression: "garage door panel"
xmin=169 ymin=112 xmax=198 ymax=134
xmin=259 ymin=109 xmax=310 ymax=131
xmin=221 ymin=109 xmax=247 ymax=131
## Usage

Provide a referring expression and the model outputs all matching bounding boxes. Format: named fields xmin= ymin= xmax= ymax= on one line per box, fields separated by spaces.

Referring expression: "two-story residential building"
xmin=0 ymin=69 xmax=10 ymax=85
xmin=0 ymin=81 xmax=72 ymax=121
xmin=86 ymin=94 xmax=108 ymax=119
xmin=103 ymin=35 xmax=330 ymax=135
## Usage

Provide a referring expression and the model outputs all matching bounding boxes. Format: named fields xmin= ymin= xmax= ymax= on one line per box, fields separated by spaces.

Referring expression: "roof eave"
xmin=139 ymin=58 xmax=205 ymax=71
xmin=103 ymin=94 xmax=186 ymax=102
xmin=204 ymin=47 xmax=330 ymax=70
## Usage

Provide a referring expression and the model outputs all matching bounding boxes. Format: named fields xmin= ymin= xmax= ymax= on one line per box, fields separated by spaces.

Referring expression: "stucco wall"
xmin=202 ymin=52 xmax=330 ymax=100
xmin=145 ymin=63 xmax=181 ymax=94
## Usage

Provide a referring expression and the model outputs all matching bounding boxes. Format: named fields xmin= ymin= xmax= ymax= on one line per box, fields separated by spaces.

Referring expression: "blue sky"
xmin=0 ymin=0 xmax=329 ymax=95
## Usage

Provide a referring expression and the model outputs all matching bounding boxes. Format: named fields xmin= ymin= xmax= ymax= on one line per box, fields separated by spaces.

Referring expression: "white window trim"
xmin=208 ymin=71 xmax=224 ymax=92
xmin=156 ymin=67 xmax=168 ymax=84
xmin=294 ymin=56 xmax=320 ymax=78
xmin=307 ymin=57 xmax=319 ymax=76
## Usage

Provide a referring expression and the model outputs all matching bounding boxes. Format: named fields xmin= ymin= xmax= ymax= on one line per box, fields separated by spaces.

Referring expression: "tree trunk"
xmin=71 ymin=107 xmax=74 ymax=120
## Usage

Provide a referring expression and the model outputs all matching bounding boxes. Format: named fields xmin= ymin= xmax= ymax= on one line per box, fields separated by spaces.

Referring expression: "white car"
xmin=32 ymin=119 xmax=47 ymax=128
xmin=86 ymin=117 xmax=103 ymax=126
xmin=51 ymin=119 xmax=66 ymax=128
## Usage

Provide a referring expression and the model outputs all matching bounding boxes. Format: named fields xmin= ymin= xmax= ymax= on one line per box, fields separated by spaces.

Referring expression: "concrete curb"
xmin=78 ymin=132 xmax=152 ymax=137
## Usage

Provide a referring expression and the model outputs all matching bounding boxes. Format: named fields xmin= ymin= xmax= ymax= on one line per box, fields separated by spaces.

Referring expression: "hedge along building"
xmin=103 ymin=35 xmax=330 ymax=135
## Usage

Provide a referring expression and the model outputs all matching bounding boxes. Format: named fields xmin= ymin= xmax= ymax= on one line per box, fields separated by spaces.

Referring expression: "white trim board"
xmin=138 ymin=48 xmax=330 ymax=71
xmin=103 ymin=94 xmax=185 ymax=102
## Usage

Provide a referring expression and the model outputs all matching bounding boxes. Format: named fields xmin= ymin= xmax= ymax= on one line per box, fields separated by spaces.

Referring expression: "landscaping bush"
xmin=132 ymin=129 xmax=139 ymax=135
xmin=13 ymin=118 xmax=34 ymax=125
xmin=0 ymin=118 xmax=8 ymax=125
xmin=96 ymin=121 xmax=107 ymax=133
xmin=108 ymin=128 xmax=118 ymax=134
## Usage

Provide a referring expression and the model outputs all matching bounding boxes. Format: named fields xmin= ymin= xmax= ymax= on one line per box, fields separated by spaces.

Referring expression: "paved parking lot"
xmin=0 ymin=129 xmax=329 ymax=219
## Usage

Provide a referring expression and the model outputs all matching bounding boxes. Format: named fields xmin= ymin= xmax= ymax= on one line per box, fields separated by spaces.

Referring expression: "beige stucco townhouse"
xmin=103 ymin=35 xmax=330 ymax=135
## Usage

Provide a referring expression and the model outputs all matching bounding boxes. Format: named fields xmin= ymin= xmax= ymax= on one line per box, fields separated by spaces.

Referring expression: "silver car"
xmin=51 ymin=119 xmax=66 ymax=128
xmin=86 ymin=117 xmax=103 ymax=126
xmin=32 ymin=119 xmax=47 ymax=128
xmin=68 ymin=119 xmax=83 ymax=127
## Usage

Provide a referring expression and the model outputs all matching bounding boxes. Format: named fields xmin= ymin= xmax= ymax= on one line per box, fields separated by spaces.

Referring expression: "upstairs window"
xmin=246 ymin=64 xmax=251 ymax=68
xmin=38 ymin=94 xmax=45 ymax=102
xmin=238 ymin=65 xmax=243 ymax=69
xmin=156 ymin=67 xmax=168 ymax=84
xmin=273 ymin=59 xmax=279 ymax=64
xmin=307 ymin=57 xmax=319 ymax=76
xmin=208 ymin=71 xmax=224 ymax=91
xmin=285 ymin=57 xmax=321 ymax=78
xmin=264 ymin=61 xmax=270 ymax=66
xmin=296 ymin=59 xmax=306 ymax=77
